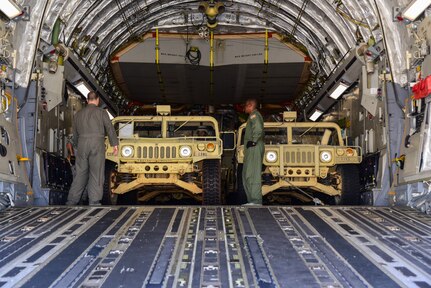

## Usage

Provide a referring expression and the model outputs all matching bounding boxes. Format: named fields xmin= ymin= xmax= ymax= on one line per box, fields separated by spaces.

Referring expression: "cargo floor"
xmin=0 ymin=206 xmax=430 ymax=287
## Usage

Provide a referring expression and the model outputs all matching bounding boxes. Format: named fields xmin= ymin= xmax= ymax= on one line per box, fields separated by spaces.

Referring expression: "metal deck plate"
xmin=0 ymin=206 xmax=430 ymax=287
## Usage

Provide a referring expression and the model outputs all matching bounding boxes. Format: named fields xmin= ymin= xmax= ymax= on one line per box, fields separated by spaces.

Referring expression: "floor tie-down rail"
xmin=0 ymin=206 xmax=430 ymax=287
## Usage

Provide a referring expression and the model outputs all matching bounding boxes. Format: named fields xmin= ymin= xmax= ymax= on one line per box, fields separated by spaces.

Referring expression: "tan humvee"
xmin=104 ymin=105 xmax=223 ymax=204
xmin=236 ymin=112 xmax=362 ymax=204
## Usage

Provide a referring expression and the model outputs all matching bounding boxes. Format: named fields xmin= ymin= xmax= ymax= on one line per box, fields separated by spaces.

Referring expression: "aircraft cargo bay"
xmin=0 ymin=206 xmax=430 ymax=287
xmin=2 ymin=1 xmax=431 ymax=287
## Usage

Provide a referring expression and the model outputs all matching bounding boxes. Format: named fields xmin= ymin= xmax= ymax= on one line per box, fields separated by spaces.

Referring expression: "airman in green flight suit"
xmin=66 ymin=91 xmax=118 ymax=205
xmin=242 ymin=99 xmax=265 ymax=205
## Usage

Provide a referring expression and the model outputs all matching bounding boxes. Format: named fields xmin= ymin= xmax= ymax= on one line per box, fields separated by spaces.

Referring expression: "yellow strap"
xmin=16 ymin=155 xmax=30 ymax=161
xmin=264 ymin=29 xmax=269 ymax=64
xmin=155 ymin=28 xmax=159 ymax=64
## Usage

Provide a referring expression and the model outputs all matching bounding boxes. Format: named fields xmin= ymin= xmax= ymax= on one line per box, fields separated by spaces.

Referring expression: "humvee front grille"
xmin=137 ymin=146 xmax=177 ymax=159
xmin=284 ymin=147 xmax=315 ymax=166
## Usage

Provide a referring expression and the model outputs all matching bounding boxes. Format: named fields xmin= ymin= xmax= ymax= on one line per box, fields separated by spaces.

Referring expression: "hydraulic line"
xmin=185 ymin=47 xmax=201 ymax=65
xmin=114 ymin=0 xmax=133 ymax=36
xmin=290 ymin=0 xmax=310 ymax=38
xmin=185 ymin=26 xmax=201 ymax=66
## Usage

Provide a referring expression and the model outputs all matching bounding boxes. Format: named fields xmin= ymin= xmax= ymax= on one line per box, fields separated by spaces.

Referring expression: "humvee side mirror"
xmin=221 ymin=131 xmax=236 ymax=151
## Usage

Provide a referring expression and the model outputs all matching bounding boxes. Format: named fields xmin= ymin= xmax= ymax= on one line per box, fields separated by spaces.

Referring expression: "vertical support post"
xmin=155 ymin=28 xmax=165 ymax=99
xmin=210 ymin=31 xmax=214 ymax=69
xmin=382 ymin=64 xmax=393 ymax=187
xmin=264 ymin=29 xmax=269 ymax=65
xmin=210 ymin=31 xmax=214 ymax=98
xmin=261 ymin=29 xmax=269 ymax=101
xmin=314 ymin=146 xmax=320 ymax=178
xmin=155 ymin=28 xmax=160 ymax=64
xmin=11 ymin=50 xmax=17 ymax=118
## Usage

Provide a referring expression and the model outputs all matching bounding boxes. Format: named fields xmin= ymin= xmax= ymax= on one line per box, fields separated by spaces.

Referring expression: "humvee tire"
xmin=102 ymin=162 xmax=138 ymax=205
xmin=117 ymin=190 xmax=138 ymax=205
xmin=337 ymin=164 xmax=361 ymax=205
xmin=202 ymin=160 xmax=222 ymax=205
xmin=102 ymin=162 xmax=118 ymax=205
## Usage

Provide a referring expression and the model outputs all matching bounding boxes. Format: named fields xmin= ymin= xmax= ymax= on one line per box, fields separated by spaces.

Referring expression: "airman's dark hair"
xmin=246 ymin=98 xmax=259 ymax=108
xmin=88 ymin=91 xmax=99 ymax=101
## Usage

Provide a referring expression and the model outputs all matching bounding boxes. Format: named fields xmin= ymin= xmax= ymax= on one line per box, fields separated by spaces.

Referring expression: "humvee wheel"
xmin=202 ymin=160 xmax=222 ymax=205
xmin=102 ymin=163 xmax=138 ymax=205
xmin=102 ymin=162 xmax=118 ymax=205
xmin=117 ymin=190 xmax=138 ymax=205
xmin=336 ymin=165 xmax=361 ymax=205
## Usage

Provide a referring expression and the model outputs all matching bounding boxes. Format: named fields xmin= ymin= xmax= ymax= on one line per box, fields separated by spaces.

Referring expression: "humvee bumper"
xmin=117 ymin=162 xmax=194 ymax=174
xmin=262 ymin=178 xmax=340 ymax=196
xmin=114 ymin=174 xmax=202 ymax=195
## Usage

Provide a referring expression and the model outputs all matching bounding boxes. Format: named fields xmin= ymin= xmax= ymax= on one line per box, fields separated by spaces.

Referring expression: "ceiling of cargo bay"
xmin=21 ymin=0 xmax=389 ymax=111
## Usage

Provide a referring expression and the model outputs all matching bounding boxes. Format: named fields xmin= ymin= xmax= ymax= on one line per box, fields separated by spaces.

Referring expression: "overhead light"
xmin=0 ymin=0 xmax=23 ymax=19
xmin=402 ymin=0 xmax=431 ymax=21
xmin=74 ymin=81 xmax=91 ymax=98
xmin=329 ymin=82 xmax=350 ymax=100
xmin=309 ymin=109 xmax=323 ymax=122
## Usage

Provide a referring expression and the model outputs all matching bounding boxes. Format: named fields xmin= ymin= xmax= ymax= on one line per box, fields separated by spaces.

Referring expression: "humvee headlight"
xmin=265 ymin=151 xmax=278 ymax=163
xmin=206 ymin=143 xmax=216 ymax=152
xmin=121 ymin=146 xmax=134 ymax=157
xmin=180 ymin=146 xmax=192 ymax=157
xmin=320 ymin=151 xmax=332 ymax=162
xmin=197 ymin=143 xmax=206 ymax=151
xmin=346 ymin=148 xmax=355 ymax=157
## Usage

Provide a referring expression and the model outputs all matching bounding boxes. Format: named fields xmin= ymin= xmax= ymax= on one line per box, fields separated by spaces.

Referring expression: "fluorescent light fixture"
xmin=107 ymin=111 xmax=114 ymax=120
xmin=0 ymin=0 xmax=23 ymax=19
xmin=329 ymin=82 xmax=350 ymax=100
xmin=74 ymin=81 xmax=91 ymax=98
xmin=309 ymin=110 xmax=323 ymax=122
xmin=402 ymin=0 xmax=431 ymax=21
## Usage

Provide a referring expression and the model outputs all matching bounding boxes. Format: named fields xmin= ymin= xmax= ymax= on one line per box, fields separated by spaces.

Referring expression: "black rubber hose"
xmin=185 ymin=47 xmax=201 ymax=66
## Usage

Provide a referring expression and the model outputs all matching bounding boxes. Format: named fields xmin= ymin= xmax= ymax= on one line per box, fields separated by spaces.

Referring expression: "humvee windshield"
xmin=264 ymin=127 xmax=288 ymax=145
xmin=115 ymin=120 xmax=216 ymax=138
xmin=292 ymin=127 xmax=340 ymax=145
xmin=240 ymin=126 xmax=340 ymax=145
xmin=116 ymin=121 xmax=162 ymax=138
xmin=167 ymin=121 xmax=216 ymax=138
xmin=240 ymin=127 xmax=287 ymax=145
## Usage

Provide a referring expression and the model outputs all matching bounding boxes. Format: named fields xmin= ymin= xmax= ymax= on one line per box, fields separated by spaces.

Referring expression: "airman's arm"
xmin=102 ymin=111 xmax=119 ymax=147
xmin=251 ymin=115 xmax=264 ymax=143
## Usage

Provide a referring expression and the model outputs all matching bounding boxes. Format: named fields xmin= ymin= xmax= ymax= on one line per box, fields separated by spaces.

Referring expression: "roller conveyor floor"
xmin=0 ymin=206 xmax=430 ymax=288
